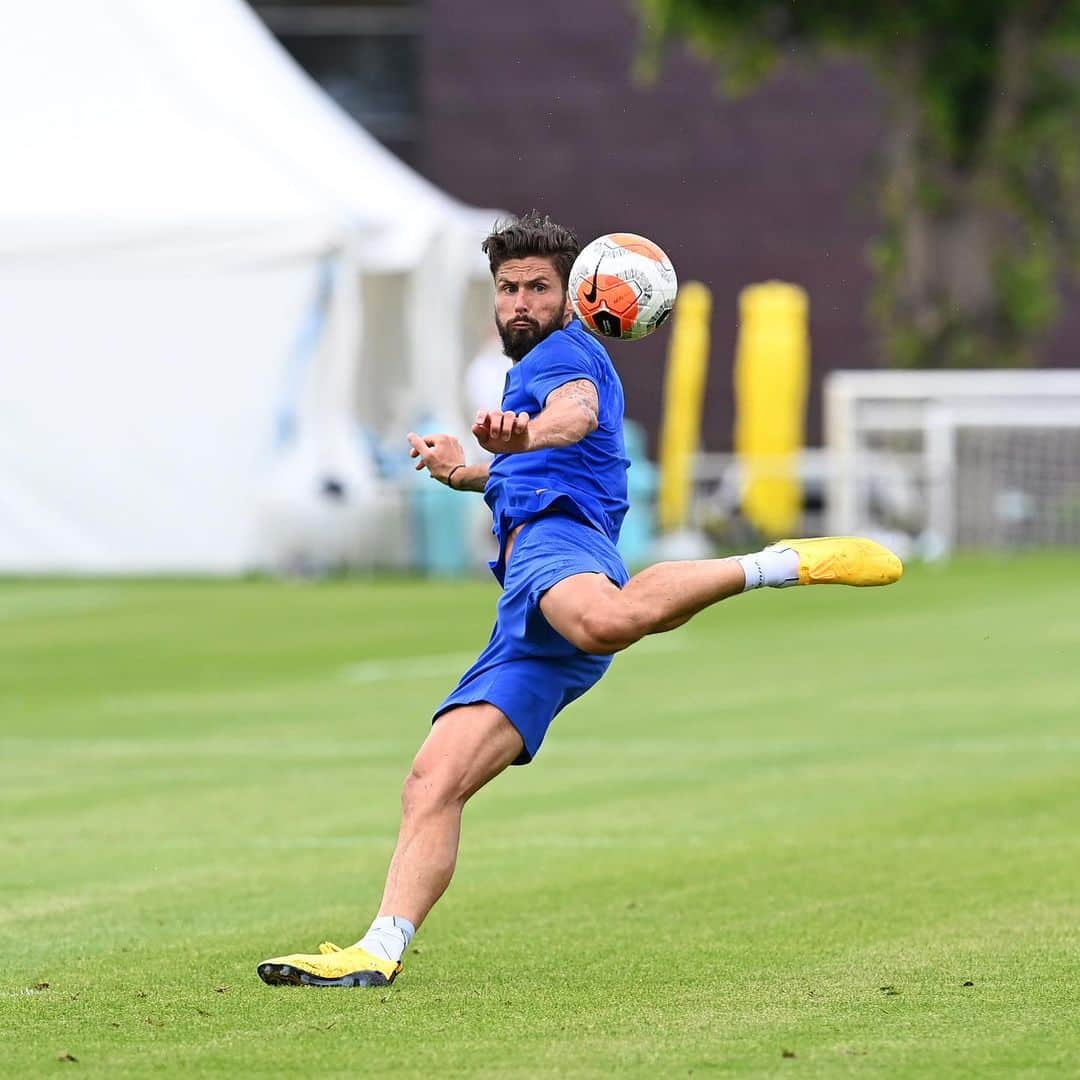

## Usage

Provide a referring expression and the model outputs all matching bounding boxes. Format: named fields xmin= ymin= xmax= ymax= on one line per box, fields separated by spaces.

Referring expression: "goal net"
xmin=824 ymin=371 xmax=1080 ymax=557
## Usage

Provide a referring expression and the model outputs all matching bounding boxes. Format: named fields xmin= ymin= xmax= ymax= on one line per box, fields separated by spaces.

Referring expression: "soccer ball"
xmin=568 ymin=233 xmax=678 ymax=341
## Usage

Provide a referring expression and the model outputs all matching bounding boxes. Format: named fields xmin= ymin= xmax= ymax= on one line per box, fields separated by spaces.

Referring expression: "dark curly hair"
xmin=481 ymin=211 xmax=581 ymax=290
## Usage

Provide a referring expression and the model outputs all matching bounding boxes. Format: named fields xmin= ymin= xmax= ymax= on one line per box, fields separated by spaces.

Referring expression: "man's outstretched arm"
xmin=445 ymin=461 xmax=489 ymax=492
xmin=406 ymin=432 xmax=489 ymax=491
xmin=406 ymin=376 xmax=599 ymax=490
xmin=473 ymin=377 xmax=599 ymax=455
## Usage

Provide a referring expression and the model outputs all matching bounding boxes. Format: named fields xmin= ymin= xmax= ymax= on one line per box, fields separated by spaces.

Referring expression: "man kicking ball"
xmin=257 ymin=212 xmax=901 ymax=989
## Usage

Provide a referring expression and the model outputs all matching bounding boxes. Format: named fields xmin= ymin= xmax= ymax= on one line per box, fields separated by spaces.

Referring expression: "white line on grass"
xmin=0 ymin=588 xmax=124 ymax=621
xmin=340 ymin=653 xmax=484 ymax=683
xmin=338 ymin=635 xmax=684 ymax=684
xmin=3 ymin=731 xmax=1078 ymax=766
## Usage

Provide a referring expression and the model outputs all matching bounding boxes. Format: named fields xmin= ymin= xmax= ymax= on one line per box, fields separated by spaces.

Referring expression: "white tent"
xmin=0 ymin=0 xmax=498 ymax=572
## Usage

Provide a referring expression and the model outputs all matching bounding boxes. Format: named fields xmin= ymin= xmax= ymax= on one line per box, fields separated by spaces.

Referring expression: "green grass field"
xmin=2 ymin=556 xmax=1078 ymax=1076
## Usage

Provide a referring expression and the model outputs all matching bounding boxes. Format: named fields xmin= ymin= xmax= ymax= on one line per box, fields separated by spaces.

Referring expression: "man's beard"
xmin=495 ymin=308 xmax=565 ymax=362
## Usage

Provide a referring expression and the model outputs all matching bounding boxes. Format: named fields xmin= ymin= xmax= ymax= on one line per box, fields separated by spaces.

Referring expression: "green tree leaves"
xmin=637 ymin=0 xmax=1080 ymax=366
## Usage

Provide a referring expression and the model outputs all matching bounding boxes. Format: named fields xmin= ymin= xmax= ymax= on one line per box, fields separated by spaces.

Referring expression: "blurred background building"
xmin=254 ymin=0 xmax=1080 ymax=453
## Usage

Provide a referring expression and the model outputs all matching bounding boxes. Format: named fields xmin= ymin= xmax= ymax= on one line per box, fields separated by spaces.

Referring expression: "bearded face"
xmin=495 ymin=305 xmax=567 ymax=362
xmin=492 ymin=257 xmax=571 ymax=362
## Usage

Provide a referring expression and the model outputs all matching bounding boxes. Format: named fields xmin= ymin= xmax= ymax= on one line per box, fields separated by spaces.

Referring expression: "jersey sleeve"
xmin=523 ymin=337 xmax=602 ymax=409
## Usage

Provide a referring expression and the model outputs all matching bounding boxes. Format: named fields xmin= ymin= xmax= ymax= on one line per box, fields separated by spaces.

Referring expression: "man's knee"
xmin=399 ymin=704 xmax=523 ymax=819
xmin=573 ymin=601 xmax=649 ymax=655
xmin=400 ymin=756 xmax=466 ymax=818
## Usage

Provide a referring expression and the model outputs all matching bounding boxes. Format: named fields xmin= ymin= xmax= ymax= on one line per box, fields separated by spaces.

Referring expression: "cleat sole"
xmin=257 ymin=962 xmax=392 ymax=989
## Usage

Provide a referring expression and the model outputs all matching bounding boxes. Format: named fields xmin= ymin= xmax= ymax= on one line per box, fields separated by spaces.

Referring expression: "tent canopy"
xmin=0 ymin=0 xmax=496 ymax=269
xmin=0 ymin=0 xmax=501 ymax=572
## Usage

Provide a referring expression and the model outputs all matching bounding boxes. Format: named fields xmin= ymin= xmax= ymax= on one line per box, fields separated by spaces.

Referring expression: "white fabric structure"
xmin=0 ymin=0 xmax=497 ymax=572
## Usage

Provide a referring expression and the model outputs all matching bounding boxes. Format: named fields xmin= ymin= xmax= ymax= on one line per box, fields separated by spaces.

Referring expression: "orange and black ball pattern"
xmin=569 ymin=233 xmax=677 ymax=341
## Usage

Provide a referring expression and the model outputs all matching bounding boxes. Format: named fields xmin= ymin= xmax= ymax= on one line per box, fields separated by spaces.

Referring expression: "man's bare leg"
xmin=541 ymin=538 xmax=902 ymax=655
xmin=540 ymin=558 xmax=747 ymax=653
xmin=374 ymin=702 xmax=523 ymax=929
xmin=623 ymin=558 xmax=748 ymax=633
xmin=256 ymin=703 xmax=522 ymax=988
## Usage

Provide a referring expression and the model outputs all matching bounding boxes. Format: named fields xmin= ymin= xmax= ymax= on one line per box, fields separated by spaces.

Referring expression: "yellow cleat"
xmin=257 ymin=941 xmax=402 ymax=988
xmin=770 ymin=536 xmax=903 ymax=587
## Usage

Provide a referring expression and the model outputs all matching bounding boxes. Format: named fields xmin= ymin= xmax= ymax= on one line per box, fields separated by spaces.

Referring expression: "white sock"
xmin=736 ymin=545 xmax=800 ymax=591
xmin=355 ymin=915 xmax=415 ymax=964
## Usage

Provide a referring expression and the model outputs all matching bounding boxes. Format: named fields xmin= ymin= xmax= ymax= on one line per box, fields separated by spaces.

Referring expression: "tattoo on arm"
xmin=546 ymin=378 xmax=599 ymax=431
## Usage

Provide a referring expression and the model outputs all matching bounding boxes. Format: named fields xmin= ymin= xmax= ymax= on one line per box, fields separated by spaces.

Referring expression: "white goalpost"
xmin=824 ymin=370 xmax=1080 ymax=556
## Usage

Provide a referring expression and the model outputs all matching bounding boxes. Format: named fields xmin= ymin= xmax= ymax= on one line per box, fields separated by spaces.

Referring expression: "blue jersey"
xmin=484 ymin=321 xmax=629 ymax=575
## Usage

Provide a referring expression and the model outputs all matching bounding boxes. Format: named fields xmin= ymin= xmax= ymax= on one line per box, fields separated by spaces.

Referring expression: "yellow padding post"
xmin=658 ymin=281 xmax=712 ymax=533
xmin=734 ymin=281 xmax=809 ymax=539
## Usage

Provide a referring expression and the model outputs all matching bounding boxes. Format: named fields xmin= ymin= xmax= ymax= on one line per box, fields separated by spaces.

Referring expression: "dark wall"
xmin=420 ymin=0 xmax=884 ymax=450
xmin=420 ymin=0 xmax=1078 ymax=450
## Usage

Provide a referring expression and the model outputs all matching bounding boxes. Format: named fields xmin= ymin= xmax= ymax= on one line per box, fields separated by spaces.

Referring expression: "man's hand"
xmin=470 ymin=380 xmax=598 ymax=457
xmin=472 ymin=409 xmax=533 ymax=454
xmin=407 ymin=432 xmax=466 ymax=484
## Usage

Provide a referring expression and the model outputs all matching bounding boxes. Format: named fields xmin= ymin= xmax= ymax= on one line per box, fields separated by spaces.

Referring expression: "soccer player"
xmin=257 ymin=213 xmax=901 ymax=988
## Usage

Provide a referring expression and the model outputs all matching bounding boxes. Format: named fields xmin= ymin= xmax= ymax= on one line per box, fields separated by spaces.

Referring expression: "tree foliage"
xmin=636 ymin=0 xmax=1080 ymax=366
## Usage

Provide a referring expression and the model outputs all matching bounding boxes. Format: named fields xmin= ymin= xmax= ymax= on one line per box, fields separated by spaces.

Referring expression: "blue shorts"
xmin=433 ymin=513 xmax=630 ymax=765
